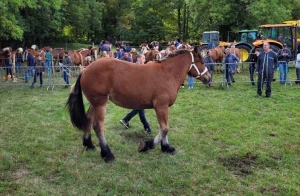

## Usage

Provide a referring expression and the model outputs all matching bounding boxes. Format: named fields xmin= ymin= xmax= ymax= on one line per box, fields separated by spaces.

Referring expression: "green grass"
xmin=0 ymin=77 xmax=299 ymax=195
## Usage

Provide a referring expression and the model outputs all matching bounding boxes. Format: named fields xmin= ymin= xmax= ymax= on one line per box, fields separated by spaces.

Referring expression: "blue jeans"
xmin=188 ymin=76 xmax=194 ymax=88
xmin=6 ymin=66 xmax=13 ymax=79
xmin=16 ymin=61 xmax=22 ymax=73
xmin=25 ymin=66 xmax=34 ymax=81
xmin=123 ymin=109 xmax=150 ymax=129
xmin=63 ymin=70 xmax=69 ymax=85
xmin=225 ymin=64 xmax=235 ymax=85
xmin=45 ymin=60 xmax=52 ymax=72
xmin=279 ymin=62 xmax=288 ymax=84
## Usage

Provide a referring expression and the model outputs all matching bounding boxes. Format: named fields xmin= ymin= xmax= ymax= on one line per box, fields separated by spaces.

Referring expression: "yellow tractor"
xmin=252 ymin=20 xmax=300 ymax=60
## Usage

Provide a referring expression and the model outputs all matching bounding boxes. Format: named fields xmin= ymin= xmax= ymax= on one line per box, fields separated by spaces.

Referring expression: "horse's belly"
xmin=109 ymin=95 xmax=153 ymax=110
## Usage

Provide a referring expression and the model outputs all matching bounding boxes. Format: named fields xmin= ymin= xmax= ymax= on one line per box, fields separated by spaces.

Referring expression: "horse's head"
xmin=188 ymin=47 xmax=211 ymax=84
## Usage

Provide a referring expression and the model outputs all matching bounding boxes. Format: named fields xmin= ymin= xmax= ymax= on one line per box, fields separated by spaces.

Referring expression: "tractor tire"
xmin=198 ymin=45 xmax=208 ymax=57
xmin=236 ymin=44 xmax=251 ymax=62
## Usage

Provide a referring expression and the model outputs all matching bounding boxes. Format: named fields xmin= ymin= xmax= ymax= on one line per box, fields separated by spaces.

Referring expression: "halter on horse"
xmin=66 ymin=47 xmax=211 ymax=163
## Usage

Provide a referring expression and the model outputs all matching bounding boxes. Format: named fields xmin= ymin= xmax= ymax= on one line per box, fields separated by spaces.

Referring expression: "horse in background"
xmin=140 ymin=43 xmax=150 ymax=55
xmin=87 ymin=46 xmax=98 ymax=61
xmin=129 ymin=48 xmax=138 ymax=63
xmin=0 ymin=47 xmax=11 ymax=67
xmin=66 ymin=47 xmax=211 ymax=163
xmin=145 ymin=49 xmax=160 ymax=63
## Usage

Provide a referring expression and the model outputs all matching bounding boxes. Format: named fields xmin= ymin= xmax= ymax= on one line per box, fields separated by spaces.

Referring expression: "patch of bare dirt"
xmin=219 ymin=152 xmax=258 ymax=176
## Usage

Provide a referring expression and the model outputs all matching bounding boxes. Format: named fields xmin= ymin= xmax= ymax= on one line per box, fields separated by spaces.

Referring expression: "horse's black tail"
xmin=66 ymin=74 xmax=88 ymax=131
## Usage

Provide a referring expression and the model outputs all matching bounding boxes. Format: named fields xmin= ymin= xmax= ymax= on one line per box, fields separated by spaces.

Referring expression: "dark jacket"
xmin=256 ymin=50 xmax=278 ymax=74
xmin=5 ymin=56 xmax=12 ymax=67
xmin=204 ymin=55 xmax=214 ymax=71
xmin=35 ymin=59 xmax=45 ymax=73
xmin=16 ymin=53 xmax=23 ymax=63
xmin=62 ymin=56 xmax=72 ymax=67
xmin=28 ymin=54 xmax=35 ymax=67
xmin=277 ymin=48 xmax=292 ymax=63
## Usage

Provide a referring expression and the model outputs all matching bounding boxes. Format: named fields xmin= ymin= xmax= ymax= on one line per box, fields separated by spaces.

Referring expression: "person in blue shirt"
xmin=5 ymin=51 xmax=14 ymax=81
xmin=277 ymin=43 xmax=292 ymax=84
xmin=25 ymin=52 xmax=35 ymax=83
xmin=120 ymin=52 xmax=133 ymax=62
xmin=204 ymin=50 xmax=214 ymax=87
xmin=224 ymin=48 xmax=239 ymax=86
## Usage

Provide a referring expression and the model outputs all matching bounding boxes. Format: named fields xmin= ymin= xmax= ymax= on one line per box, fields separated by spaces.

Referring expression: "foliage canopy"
xmin=0 ymin=0 xmax=300 ymax=47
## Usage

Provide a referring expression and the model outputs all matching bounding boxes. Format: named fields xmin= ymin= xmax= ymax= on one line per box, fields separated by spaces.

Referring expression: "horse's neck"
xmin=163 ymin=53 xmax=192 ymax=83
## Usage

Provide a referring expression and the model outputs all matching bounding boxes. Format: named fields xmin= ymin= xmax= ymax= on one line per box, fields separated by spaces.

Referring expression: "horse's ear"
xmin=194 ymin=46 xmax=199 ymax=53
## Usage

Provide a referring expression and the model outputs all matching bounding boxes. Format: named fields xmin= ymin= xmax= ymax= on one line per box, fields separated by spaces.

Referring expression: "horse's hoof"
xmin=86 ymin=147 xmax=96 ymax=151
xmin=138 ymin=140 xmax=154 ymax=152
xmin=161 ymin=144 xmax=177 ymax=155
xmin=138 ymin=142 xmax=147 ymax=152
xmin=103 ymin=154 xmax=116 ymax=163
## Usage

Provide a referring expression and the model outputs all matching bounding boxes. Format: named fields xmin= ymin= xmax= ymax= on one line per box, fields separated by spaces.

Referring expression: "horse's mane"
xmin=156 ymin=49 xmax=204 ymax=64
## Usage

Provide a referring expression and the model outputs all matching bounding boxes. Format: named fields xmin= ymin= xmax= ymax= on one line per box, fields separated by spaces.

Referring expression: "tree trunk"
xmin=177 ymin=8 xmax=181 ymax=41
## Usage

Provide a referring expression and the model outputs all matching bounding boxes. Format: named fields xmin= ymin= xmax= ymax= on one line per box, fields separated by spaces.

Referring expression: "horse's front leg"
xmin=82 ymin=106 xmax=96 ymax=151
xmin=138 ymin=106 xmax=176 ymax=155
xmin=93 ymin=104 xmax=115 ymax=163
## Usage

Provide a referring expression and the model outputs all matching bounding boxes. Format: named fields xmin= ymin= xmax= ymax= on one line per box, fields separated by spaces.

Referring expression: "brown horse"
xmin=209 ymin=45 xmax=225 ymax=63
xmin=51 ymin=48 xmax=65 ymax=64
xmin=145 ymin=49 xmax=160 ymax=63
xmin=66 ymin=47 xmax=211 ymax=162
xmin=68 ymin=49 xmax=86 ymax=66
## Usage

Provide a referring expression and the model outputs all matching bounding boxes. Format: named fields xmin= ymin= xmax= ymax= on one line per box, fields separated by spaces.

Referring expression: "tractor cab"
xmin=253 ymin=23 xmax=299 ymax=60
xmin=201 ymin=31 xmax=220 ymax=49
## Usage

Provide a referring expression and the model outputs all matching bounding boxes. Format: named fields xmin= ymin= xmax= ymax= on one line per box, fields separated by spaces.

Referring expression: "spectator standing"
xmin=102 ymin=41 xmax=111 ymax=53
xmin=101 ymin=51 xmax=109 ymax=58
xmin=249 ymin=48 xmax=260 ymax=86
xmin=277 ymin=43 xmax=292 ymax=84
xmin=84 ymin=55 xmax=92 ymax=66
xmin=224 ymin=48 xmax=239 ymax=86
xmin=15 ymin=49 xmax=23 ymax=73
xmin=45 ymin=49 xmax=52 ymax=73
xmin=188 ymin=75 xmax=194 ymax=89
xmin=61 ymin=52 xmax=72 ymax=88
xmin=256 ymin=42 xmax=278 ymax=97
xmin=5 ymin=51 xmax=14 ymax=81
xmin=120 ymin=52 xmax=133 ymax=62
xmin=30 ymin=55 xmax=44 ymax=88
xmin=98 ymin=40 xmax=104 ymax=54
xmin=296 ymin=52 xmax=300 ymax=84
xmin=119 ymin=53 xmax=152 ymax=134
xmin=204 ymin=50 xmax=214 ymax=87
xmin=25 ymin=52 xmax=35 ymax=83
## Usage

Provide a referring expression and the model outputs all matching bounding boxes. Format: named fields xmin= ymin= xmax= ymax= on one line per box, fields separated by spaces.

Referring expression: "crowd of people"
xmin=2 ymin=39 xmax=300 ymax=95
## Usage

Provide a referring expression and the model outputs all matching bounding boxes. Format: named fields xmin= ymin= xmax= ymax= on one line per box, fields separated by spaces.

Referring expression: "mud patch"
xmin=119 ymin=131 xmax=150 ymax=143
xmin=219 ymin=152 xmax=258 ymax=176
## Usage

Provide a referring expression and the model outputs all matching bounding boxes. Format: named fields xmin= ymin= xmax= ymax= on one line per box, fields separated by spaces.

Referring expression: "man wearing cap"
xmin=277 ymin=43 xmax=292 ymax=84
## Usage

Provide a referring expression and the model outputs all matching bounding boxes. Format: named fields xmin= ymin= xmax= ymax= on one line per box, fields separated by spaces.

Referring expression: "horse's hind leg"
xmin=82 ymin=106 xmax=96 ymax=151
xmin=138 ymin=106 xmax=176 ymax=155
xmin=93 ymin=102 xmax=115 ymax=163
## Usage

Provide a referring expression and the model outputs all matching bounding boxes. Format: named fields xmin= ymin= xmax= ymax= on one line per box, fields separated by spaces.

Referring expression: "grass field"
xmin=0 ymin=75 xmax=299 ymax=195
